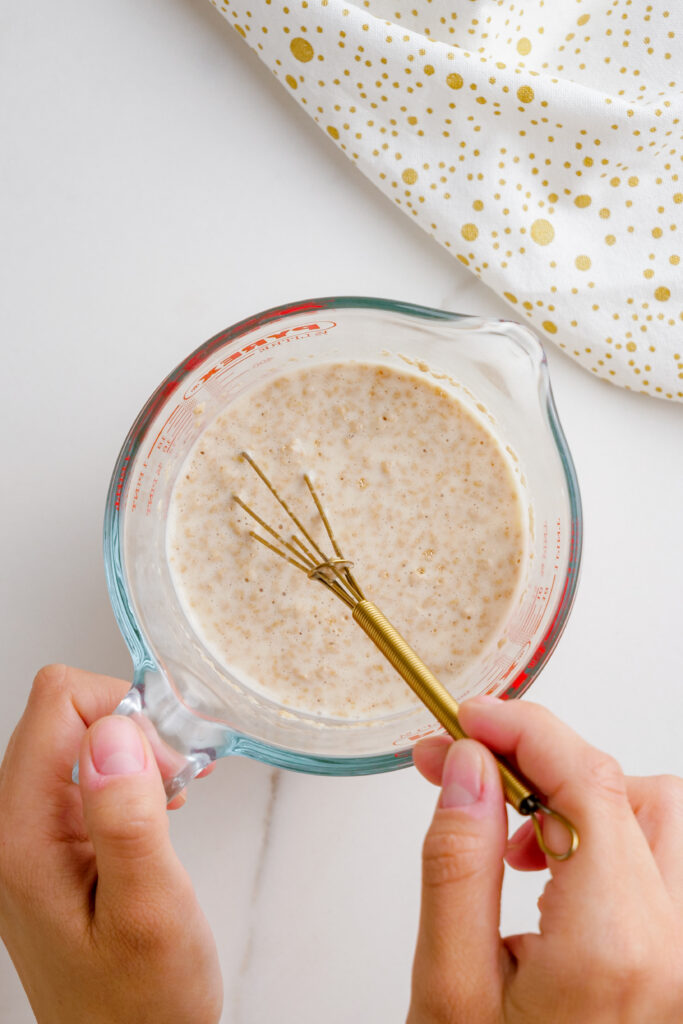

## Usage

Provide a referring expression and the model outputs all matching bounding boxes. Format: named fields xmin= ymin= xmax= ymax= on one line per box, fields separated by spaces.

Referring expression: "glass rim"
xmin=103 ymin=295 xmax=583 ymax=775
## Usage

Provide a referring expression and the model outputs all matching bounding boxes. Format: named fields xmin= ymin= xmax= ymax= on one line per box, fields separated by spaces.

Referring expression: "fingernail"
xmin=441 ymin=740 xmax=485 ymax=807
xmin=90 ymin=716 xmax=145 ymax=776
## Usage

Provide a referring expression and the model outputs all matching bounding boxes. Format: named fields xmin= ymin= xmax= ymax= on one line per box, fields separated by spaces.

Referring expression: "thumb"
xmin=79 ymin=715 xmax=188 ymax=929
xmin=410 ymin=739 xmax=509 ymax=1023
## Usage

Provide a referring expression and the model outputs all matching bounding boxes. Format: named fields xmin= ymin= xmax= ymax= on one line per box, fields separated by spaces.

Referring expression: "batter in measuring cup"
xmin=166 ymin=362 xmax=526 ymax=719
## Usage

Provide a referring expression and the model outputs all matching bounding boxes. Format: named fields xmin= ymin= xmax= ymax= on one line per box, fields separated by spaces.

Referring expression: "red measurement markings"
xmin=146 ymin=462 xmax=162 ymax=517
xmin=127 ymin=406 xmax=195 ymax=515
xmin=392 ymin=722 xmax=446 ymax=748
xmin=189 ymin=362 xmax=256 ymax=408
xmin=131 ymin=465 xmax=145 ymax=512
xmin=504 ymin=518 xmax=579 ymax=698
xmin=146 ymin=403 xmax=194 ymax=459
xmin=172 ymin=406 xmax=201 ymax=452
xmin=147 ymin=404 xmax=180 ymax=459
xmin=113 ymin=455 xmax=131 ymax=511
xmin=183 ymin=320 xmax=337 ymax=400
xmin=539 ymin=518 xmax=549 ymax=576
xmin=200 ymin=302 xmax=327 ymax=351
xmin=477 ymin=651 xmax=525 ymax=692
xmin=508 ymin=577 xmax=556 ymax=646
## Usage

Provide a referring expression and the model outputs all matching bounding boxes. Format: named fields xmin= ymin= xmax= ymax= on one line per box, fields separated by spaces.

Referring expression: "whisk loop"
xmin=233 ymin=451 xmax=579 ymax=862
xmin=235 ymin=451 xmax=365 ymax=609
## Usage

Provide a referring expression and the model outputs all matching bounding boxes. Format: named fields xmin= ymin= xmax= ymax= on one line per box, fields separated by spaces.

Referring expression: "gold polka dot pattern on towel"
xmin=210 ymin=0 xmax=683 ymax=401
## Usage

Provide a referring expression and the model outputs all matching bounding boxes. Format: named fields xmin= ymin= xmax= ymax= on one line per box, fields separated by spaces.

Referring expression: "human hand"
xmin=0 ymin=664 xmax=222 ymax=1024
xmin=408 ymin=697 xmax=683 ymax=1024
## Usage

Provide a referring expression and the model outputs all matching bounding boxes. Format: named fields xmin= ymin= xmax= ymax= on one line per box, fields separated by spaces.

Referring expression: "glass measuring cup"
xmin=100 ymin=297 xmax=582 ymax=799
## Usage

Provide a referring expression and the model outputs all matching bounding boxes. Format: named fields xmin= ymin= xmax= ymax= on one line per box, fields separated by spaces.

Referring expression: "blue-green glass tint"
xmin=103 ymin=297 xmax=582 ymax=792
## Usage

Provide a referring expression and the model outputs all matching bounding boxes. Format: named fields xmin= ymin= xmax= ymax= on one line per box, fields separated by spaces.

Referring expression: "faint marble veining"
xmin=233 ymin=767 xmax=282 ymax=1023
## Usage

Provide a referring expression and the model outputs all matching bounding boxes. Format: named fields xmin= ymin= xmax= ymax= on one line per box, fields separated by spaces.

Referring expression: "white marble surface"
xmin=2 ymin=3 xmax=682 ymax=1022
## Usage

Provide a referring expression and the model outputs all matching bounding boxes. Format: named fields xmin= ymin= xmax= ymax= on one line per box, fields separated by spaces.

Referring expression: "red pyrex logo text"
xmin=183 ymin=321 xmax=337 ymax=399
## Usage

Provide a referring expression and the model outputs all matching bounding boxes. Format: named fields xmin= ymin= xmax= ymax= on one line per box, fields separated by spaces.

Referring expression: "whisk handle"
xmin=353 ymin=600 xmax=534 ymax=811
xmin=352 ymin=600 xmax=579 ymax=861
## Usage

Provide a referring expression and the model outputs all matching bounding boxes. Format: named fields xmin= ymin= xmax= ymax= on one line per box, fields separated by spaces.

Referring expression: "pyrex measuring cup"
xmin=101 ymin=297 xmax=582 ymax=799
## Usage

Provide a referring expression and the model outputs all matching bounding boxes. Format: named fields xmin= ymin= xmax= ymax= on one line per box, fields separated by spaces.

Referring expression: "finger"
xmin=33 ymin=663 xmax=130 ymax=728
xmin=505 ymin=819 xmax=547 ymax=872
xmin=12 ymin=665 xmax=130 ymax=783
xmin=415 ymin=737 xmax=548 ymax=871
xmin=78 ymin=716 xmax=193 ymax=936
xmin=129 ymin=711 xmax=191 ymax=787
xmin=409 ymin=739 xmax=508 ymax=1023
xmin=413 ymin=735 xmax=453 ymax=786
xmin=167 ymin=790 xmax=187 ymax=811
xmin=7 ymin=666 xmax=213 ymax=816
xmin=459 ymin=697 xmax=645 ymax=863
xmin=626 ymin=775 xmax=683 ymax=906
xmin=165 ymin=763 xmax=216 ymax=811
xmin=0 ymin=666 xmax=131 ymax=834
xmin=118 ymin=713 xmax=216 ymax=797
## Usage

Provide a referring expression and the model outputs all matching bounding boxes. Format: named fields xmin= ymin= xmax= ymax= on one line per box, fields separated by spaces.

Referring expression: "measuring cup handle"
xmin=72 ymin=669 xmax=236 ymax=803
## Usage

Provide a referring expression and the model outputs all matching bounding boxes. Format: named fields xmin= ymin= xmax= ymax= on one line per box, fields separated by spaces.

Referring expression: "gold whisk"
xmin=234 ymin=451 xmax=579 ymax=861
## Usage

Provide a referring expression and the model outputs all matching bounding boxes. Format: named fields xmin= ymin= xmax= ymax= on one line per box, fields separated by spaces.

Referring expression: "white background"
xmin=2 ymin=2 xmax=682 ymax=1022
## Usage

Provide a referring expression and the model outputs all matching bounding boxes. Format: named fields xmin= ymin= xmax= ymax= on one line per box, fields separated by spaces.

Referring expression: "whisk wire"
xmin=243 ymin=518 xmax=357 ymax=609
xmin=303 ymin=473 xmax=366 ymax=602
xmin=240 ymin=451 xmax=328 ymax=565
xmin=303 ymin=473 xmax=343 ymax=560
xmin=234 ymin=451 xmax=579 ymax=861
xmin=290 ymin=534 xmax=323 ymax=570
xmin=235 ymin=453 xmax=364 ymax=608
xmin=233 ymin=494 xmax=314 ymax=570
xmin=248 ymin=530 xmax=312 ymax=575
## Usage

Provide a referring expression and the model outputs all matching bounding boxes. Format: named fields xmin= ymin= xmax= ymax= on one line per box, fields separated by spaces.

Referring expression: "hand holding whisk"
xmin=234 ymin=451 xmax=579 ymax=861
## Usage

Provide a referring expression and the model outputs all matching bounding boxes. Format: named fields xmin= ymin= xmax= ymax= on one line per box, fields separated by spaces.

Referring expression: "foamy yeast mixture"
xmin=167 ymin=362 xmax=526 ymax=719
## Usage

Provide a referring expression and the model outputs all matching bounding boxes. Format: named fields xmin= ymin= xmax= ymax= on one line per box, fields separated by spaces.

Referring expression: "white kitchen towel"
xmin=210 ymin=0 xmax=683 ymax=401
